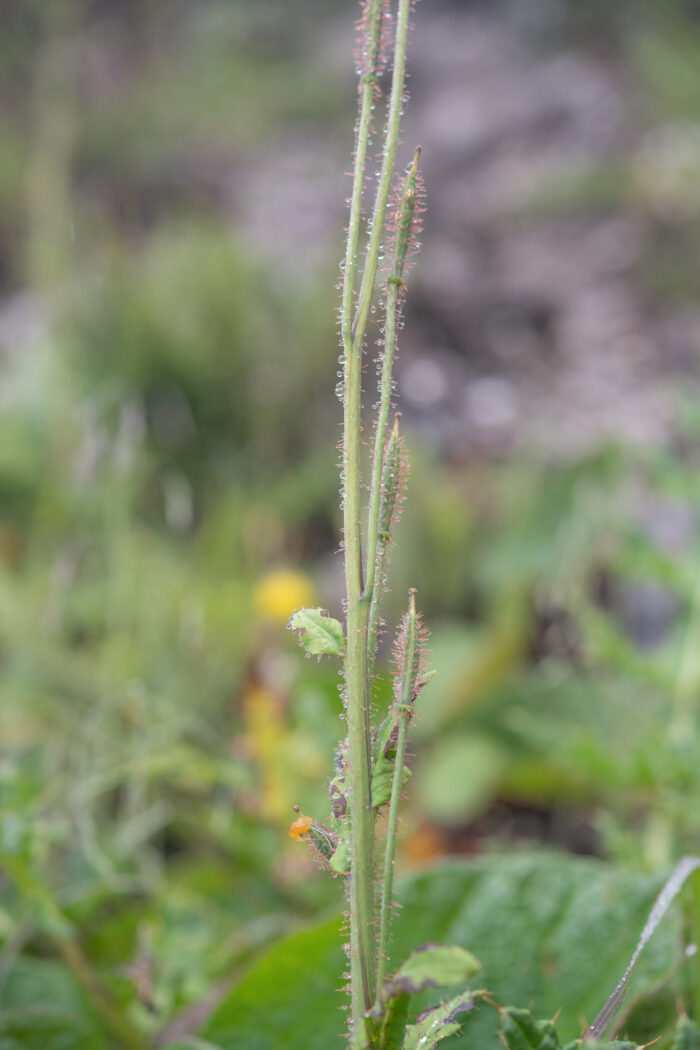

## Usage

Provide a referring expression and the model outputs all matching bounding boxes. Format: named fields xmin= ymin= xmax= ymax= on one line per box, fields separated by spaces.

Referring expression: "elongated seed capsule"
xmin=391 ymin=146 xmax=422 ymax=282
xmin=378 ymin=414 xmax=407 ymax=548
xmin=393 ymin=590 xmax=431 ymax=711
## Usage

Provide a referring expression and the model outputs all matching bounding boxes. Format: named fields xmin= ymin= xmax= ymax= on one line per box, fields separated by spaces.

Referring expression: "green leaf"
xmin=391 ymin=944 xmax=481 ymax=994
xmin=205 ymin=916 xmax=345 ymax=1050
xmin=366 ymin=945 xmax=482 ymax=1050
xmin=0 ymin=957 xmax=109 ymax=1050
xmin=205 ymin=855 xmax=682 ymax=1050
xmin=402 ymin=992 xmax=483 ymax=1050
xmin=500 ymin=1007 xmax=643 ymax=1050
xmin=371 ymin=712 xmax=411 ymax=809
xmin=372 ymin=758 xmax=411 ymax=810
xmin=329 ymin=836 xmax=351 ymax=875
xmin=288 ymin=608 xmax=345 ymax=657
xmin=673 ymin=1017 xmax=700 ymax=1050
xmin=392 ymin=855 xmax=681 ymax=1048
xmin=500 ymin=1007 xmax=562 ymax=1049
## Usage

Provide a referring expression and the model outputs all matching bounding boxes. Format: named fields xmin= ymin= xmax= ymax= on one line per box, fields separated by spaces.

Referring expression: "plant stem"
xmin=364 ymin=277 xmax=400 ymax=681
xmin=376 ymin=593 xmax=417 ymax=991
xmin=351 ymin=0 xmax=413 ymax=357
xmin=341 ymin=0 xmax=383 ymax=350
xmin=341 ymin=0 xmax=415 ymax=1031
xmin=341 ymin=1 xmax=385 ymax=1027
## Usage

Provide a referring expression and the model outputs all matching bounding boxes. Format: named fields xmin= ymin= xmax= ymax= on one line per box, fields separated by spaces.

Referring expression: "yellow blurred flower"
xmin=253 ymin=568 xmax=317 ymax=624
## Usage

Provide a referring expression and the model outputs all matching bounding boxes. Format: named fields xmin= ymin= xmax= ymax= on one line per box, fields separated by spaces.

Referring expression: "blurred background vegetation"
xmin=2 ymin=0 xmax=700 ymax=1045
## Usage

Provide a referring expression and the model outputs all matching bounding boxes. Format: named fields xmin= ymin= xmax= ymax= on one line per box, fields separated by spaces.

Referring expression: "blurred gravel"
xmin=233 ymin=0 xmax=700 ymax=461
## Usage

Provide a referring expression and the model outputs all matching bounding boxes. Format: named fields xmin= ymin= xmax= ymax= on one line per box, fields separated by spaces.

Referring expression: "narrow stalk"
xmin=365 ymin=277 xmax=399 ymax=605
xmin=365 ymin=145 xmax=420 ymax=692
xmin=366 ymin=412 xmax=400 ymax=685
xmin=351 ymin=0 xmax=414 ymax=355
xmin=0 ymin=852 xmax=150 ymax=1050
xmin=376 ymin=593 xmax=417 ymax=991
xmin=345 ymin=596 xmax=375 ymax=1022
xmin=341 ymin=1 xmax=385 ymax=1026
xmin=365 ymin=278 xmax=399 ymax=695
xmin=341 ymin=0 xmax=383 ymax=348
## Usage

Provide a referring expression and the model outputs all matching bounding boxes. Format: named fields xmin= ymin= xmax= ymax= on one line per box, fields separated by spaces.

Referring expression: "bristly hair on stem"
xmin=338 ymin=0 xmax=417 ymax=1035
xmin=288 ymin=0 xmax=423 ymax=1041
xmin=376 ymin=591 xmax=432 ymax=992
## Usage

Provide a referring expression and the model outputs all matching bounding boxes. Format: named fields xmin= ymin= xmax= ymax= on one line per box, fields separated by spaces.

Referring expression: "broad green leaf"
xmin=205 ymin=916 xmax=345 ymax=1050
xmin=673 ymin=1017 xmax=700 ymax=1050
xmin=391 ymin=855 xmax=681 ymax=1048
xmin=584 ymin=856 xmax=700 ymax=1041
xmin=288 ymin=608 xmax=345 ymax=657
xmin=205 ymin=855 xmax=682 ymax=1050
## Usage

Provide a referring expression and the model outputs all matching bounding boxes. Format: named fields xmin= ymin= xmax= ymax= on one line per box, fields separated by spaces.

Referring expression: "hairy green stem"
xmin=376 ymin=593 xmax=417 ymax=991
xmin=0 ymin=852 xmax=150 ymax=1050
xmin=341 ymin=0 xmax=385 ymax=1027
xmin=341 ymin=0 xmax=416 ymax=1031
xmin=364 ymin=277 xmax=400 ymax=682
xmin=341 ymin=0 xmax=383 ymax=349
xmin=351 ymin=0 xmax=413 ymax=355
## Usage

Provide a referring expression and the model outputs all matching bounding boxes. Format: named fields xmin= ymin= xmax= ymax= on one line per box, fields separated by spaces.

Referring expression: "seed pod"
xmin=391 ymin=146 xmax=423 ymax=283
xmin=378 ymin=414 xmax=408 ymax=549
xmin=393 ymin=590 xmax=431 ymax=711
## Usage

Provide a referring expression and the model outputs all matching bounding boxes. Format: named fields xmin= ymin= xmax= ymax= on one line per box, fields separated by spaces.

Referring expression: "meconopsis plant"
xmin=288 ymin=0 xmax=484 ymax=1046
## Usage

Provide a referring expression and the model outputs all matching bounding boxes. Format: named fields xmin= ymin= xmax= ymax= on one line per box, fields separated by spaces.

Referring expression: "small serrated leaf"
xmin=402 ymin=991 xmax=483 ymax=1050
xmin=288 ymin=608 xmax=345 ymax=657
xmin=391 ymin=944 xmax=482 ymax=995
xmin=503 ymin=1010 xmax=642 ymax=1050
xmin=367 ymin=946 xmax=482 ymax=1050
xmin=501 ymin=1007 xmax=561 ymax=1050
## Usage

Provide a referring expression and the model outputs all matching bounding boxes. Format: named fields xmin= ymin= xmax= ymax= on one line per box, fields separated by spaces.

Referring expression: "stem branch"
xmin=341 ymin=0 xmax=385 ymax=1027
xmin=376 ymin=593 xmax=417 ymax=991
